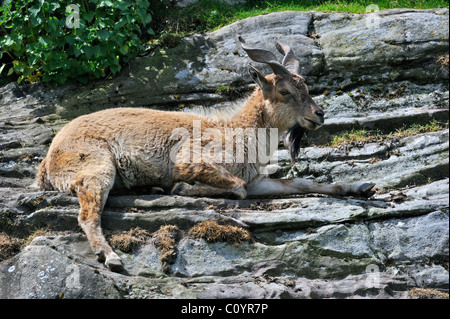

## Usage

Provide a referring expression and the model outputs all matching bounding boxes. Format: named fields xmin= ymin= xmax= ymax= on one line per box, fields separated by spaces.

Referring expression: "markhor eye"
xmin=279 ymin=90 xmax=290 ymax=96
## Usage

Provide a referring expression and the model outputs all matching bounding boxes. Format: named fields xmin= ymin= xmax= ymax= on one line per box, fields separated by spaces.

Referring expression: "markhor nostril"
xmin=315 ymin=110 xmax=325 ymax=118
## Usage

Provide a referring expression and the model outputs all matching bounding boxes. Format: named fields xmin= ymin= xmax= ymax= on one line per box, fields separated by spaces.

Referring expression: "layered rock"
xmin=0 ymin=9 xmax=448 ymax=299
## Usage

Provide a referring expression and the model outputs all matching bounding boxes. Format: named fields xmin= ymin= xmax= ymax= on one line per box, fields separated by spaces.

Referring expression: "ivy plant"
xmin=0 ymin=0 xmax=153 ymax=85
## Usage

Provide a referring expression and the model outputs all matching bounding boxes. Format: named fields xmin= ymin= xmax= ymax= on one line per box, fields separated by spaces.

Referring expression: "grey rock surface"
xmin=0 ymin=9 xmax=448 ymax=299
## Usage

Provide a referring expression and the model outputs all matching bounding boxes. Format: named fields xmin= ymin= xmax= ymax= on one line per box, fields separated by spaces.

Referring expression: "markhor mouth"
xmin=305 ymin=118 xmax=323 ymax=126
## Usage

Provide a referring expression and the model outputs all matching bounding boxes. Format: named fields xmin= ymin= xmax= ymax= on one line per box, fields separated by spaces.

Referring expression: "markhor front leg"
xmin=247 ymin=176 xmax=375 ymax=198
xmin=70 ymin=166 xmax=123 ymax=272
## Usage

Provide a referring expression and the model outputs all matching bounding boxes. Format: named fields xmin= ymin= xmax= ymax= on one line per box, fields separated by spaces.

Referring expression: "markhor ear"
xmin=248 ymin=64 xmax=272 ymax=97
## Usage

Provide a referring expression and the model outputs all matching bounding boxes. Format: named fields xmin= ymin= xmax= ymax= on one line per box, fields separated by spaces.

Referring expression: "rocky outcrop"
xmin=0 ymin=9 xmax=448 ymax=299
xmin=0 ymin=178 xmax=448 ymax=298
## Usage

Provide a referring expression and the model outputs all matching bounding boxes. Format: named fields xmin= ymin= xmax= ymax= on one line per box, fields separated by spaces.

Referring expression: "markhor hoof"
xmin=171 ymin=182 xmax=189 ymax=196
xmin=105 ymin=258 xmax=124 ymax=272
xmin=357 ymin=183 xmax=376 ymax=198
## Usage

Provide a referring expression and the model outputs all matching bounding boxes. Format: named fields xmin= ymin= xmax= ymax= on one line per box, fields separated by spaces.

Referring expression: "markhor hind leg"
xmin=71 ymin=169 xmax=123 ymax=272
xmin=171 ymin=162 xmax=247 ymax=199
xmin=171 ymin=181 xmax=247 ymax=199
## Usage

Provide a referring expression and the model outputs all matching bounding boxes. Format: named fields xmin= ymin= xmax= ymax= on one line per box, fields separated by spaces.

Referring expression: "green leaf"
xmin=83 ymin=46 xmax=94 ymax=59
xmin=110 ymin=64 xmax=121 ymax=74
xmin=22 ymin=66 xmax=34 ymax=77
xmin=0 ymin=64 xmax=6 ymax=75
xmin=54 ymin=73 xmax=67 ymax=84
xmin=48 ymin=61 xmax=60 ymax=71
xmin=138 ymin=9 xmax=151 ymax=24
xmin=97 ymin=30 xmax=111 ymax=41
xmin=29 ymin=6 xmax=41 ymax=18
xmin=29 ymin=6 xmax=43 ymax=26
xmin=136 ymin=0 xmax=150 ymax=10
xmin=65 ymin=36 xmax=75 ymax=46
xmin=38 ymin=36 xmax=50 ymax=47
xmin=81 ymin=61 xmax=91 ymax=73
xmin=2 ymin=35 xmax=15 ymax=47
xmin=42 ymin=72 xmax=53 ymax=83
xmin=30 ymin=15 xmax=43 ymax=26
xmin=83 ymin=11 xmax=95 ymax=23
xmin=119 ymin=45 xmax=129 ymax=55
xmin=7 ymin=67 xmax=14 ymax=76
xmin=48 ymin=16 xmax=59 ymax=32
xmin=92 ymin=46 xmax=100 ymax=58
xmin=114 ymin=18 xmax=127 ymax=30
xmin=59 ymin=17 xmax=66 ymax=28
xmin=114 ymin=1 xmax=131 ymax=11
xmin=28 ymin=54 xmax=41 ymax=67
xmin=49 ymin=2 xmax=61 ymax=13
xmin=99 ymin=1 xmax=113 ymax=7
xmin=13 ymin=61 xmax=26 ymax=73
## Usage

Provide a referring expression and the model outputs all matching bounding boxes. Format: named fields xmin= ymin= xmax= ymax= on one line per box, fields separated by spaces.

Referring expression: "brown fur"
xmin=37 ymin=45 xmax=374 ymax=272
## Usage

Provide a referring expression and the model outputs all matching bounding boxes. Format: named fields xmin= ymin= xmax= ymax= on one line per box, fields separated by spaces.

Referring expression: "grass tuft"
xmin=152 ymin=225 xmax=180 ymax=273
xmin=0 ymin=233 xmax=22 ymax=261
xmin=409 ymin=288 xmax=449 ymax=299
xmin=109 ymin=227 xmax=150 ymax=253
xmin=330 ymin=128 xmax=377 ymax=146
xmin=436 ymin=54 xmax=449 ymax=71
xmin=189 ymin=220 xmax=251 ymax=246
xmin=390 ymin=119 xmax=447 ymax=138
xmin=329 ymin=119 xmax=448 ymax=147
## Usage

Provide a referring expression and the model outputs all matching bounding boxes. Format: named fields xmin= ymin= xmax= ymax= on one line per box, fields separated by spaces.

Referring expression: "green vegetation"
xmin=391 ymin=119 xmax=447 ymax=137
xmin=0 ymin=0 xmax=152 ymax=85
xmin=154 ymin=0 xmax=449 ymax=34
xmin=1 ymin=0 xmax=448 ymax=85
xmin=330 ymin=128 xmax=377 ymax=146
xmin=329 ymin=119 xmax=448 ymax=146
